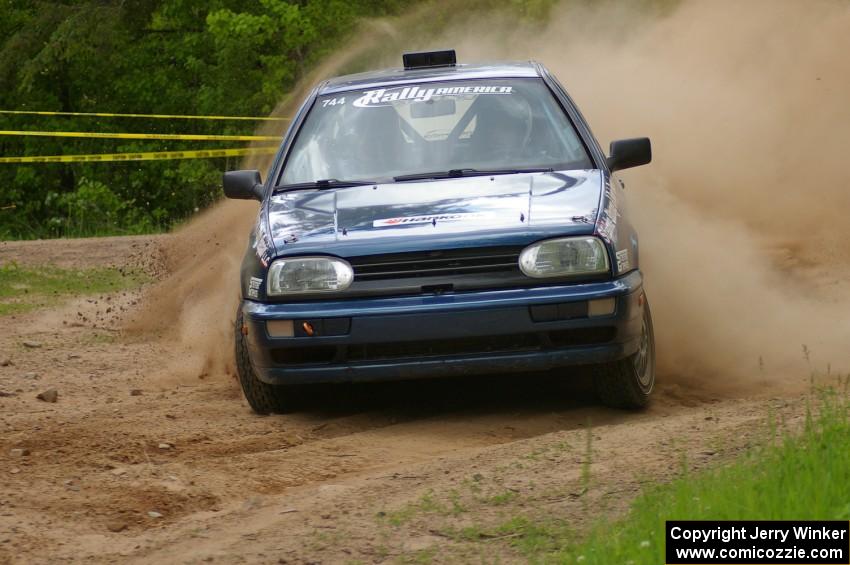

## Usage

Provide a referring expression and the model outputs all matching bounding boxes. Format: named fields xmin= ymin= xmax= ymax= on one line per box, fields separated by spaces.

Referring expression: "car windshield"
xmin=278 ymin=78 xmax=593 ymax=185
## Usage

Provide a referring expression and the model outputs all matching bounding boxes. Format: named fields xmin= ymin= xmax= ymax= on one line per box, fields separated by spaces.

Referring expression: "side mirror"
xmin=223 ymin=170 xmax=264 ymax=201
xmin=607 ymin=138 xmax=651 ymax=172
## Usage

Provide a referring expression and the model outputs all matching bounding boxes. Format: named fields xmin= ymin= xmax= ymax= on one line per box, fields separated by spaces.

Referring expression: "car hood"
xmin=265 ymin=169 xmax=603 ymax=256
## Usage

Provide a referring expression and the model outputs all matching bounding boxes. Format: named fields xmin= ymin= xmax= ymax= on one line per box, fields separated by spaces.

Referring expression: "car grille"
xmin=269 ymin=327 xmax=616 ymax=366
xmin=348 ymin=246 xmax=522 ymax=281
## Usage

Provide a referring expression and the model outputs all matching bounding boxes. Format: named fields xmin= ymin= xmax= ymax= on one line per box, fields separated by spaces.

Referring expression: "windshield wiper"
xmin=272 ymin=179 xmax=379 ymax=193
xmin=394 ymin=167 xmax=554 ymax=182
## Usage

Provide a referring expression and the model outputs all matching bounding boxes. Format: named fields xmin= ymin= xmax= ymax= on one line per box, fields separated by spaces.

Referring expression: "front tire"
xmin=234 ymin=306 xmax=299 ymax=414
xmin=593 ymin=296 xmax=656 ymax=409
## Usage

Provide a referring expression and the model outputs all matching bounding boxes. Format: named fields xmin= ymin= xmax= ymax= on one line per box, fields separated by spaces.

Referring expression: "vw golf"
xmin=224 ymin=50 xmax=655 ymax=413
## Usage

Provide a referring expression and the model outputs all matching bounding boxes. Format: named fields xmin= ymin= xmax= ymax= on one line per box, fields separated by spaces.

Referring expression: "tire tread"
xmin=235 ymin=307 xmax=293 ymax=414
xmin=592 ymin=300 xmax=655 ymax=410
xmin=592 ymin=357 xmax=650 ymax=409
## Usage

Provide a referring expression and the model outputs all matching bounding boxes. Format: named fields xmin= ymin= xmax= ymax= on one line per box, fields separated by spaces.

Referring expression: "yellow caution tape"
xmin=0 ymin=109 xmax=288 ymax=121
xmin=0 ymin=146 xmax=278 ymax=164
xmin=0 ymin=130 xmax=282 ymax=142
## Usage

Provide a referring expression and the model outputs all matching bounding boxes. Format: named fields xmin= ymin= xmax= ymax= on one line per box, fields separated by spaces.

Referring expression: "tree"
xmin=0 ymin=0 xmax=406 ymax=239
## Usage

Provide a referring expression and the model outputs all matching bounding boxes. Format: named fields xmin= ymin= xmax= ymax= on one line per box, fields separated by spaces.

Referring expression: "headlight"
xmin=267 ymin=256 xmax=354 ymax=295
xmin=519 ymin=237 xmax=609 ymax=278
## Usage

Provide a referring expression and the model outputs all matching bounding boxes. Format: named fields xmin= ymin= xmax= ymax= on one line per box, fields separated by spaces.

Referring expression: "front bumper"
xmin=242 ymin=270 xmax=645 ymax=385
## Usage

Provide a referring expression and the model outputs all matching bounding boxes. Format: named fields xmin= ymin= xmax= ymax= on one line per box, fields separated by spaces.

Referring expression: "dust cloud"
xmin=439 ymin=0 xmax=850 ymax=388
xmin=124 ymin=22 xmax=413 ymax=383
xmin=133 ymin=0 xmax=850 ymax=393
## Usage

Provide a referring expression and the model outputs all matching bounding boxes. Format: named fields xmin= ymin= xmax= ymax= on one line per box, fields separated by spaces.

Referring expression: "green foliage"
xmin=508 ymin=0 xmax=559 ymax=21
xmin=0 ymin=262 xmax=150 ymax=315
xmin=0 ymin=0 xmax=407 ymax=239
xmin=0 ymin=0 xmax=655 ymax=240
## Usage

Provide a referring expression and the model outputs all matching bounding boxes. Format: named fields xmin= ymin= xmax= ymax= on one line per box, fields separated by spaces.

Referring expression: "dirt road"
xmin=0 ymin=234 xmax=812 ymax=564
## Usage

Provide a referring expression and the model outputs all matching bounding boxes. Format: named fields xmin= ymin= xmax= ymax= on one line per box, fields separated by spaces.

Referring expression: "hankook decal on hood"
xmin=372 ymin=212 xmax=489 ymax=227
xmin=353 ymin=85 xmax=513 ymax=108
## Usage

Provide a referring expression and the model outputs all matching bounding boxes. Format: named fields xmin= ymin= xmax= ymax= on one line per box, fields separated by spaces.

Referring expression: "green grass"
xmin=487 ymin=490 xmax=519 ymax=506
xmin=381 ymin=489 xmax=463 ymax=527
xmin=388 ymin=381 xmax=850 ymax=564
xmin=504 ymin=384 xmax=850 ymax=564
xmin=0 ymin=262 xmax=149 ymax=315
xmin=400 ymin=547 xmax=437 ymax=564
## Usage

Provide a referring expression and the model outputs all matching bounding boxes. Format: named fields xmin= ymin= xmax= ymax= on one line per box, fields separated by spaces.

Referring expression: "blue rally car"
xmin=224 ymin=50 xmax=655 ymax=413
